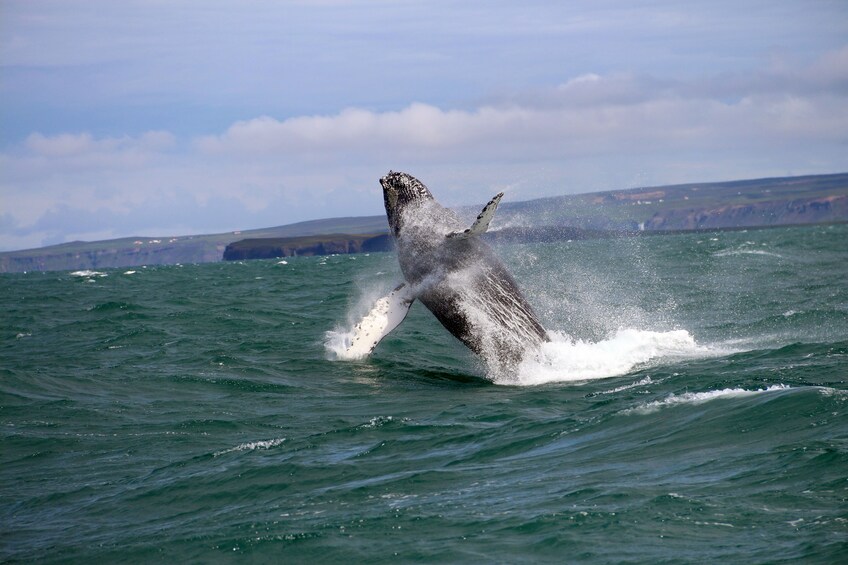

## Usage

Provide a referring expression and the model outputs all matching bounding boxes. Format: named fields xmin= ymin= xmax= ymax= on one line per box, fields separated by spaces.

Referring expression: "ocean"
xmin=2 ymin=224 xmax=847 ymax=563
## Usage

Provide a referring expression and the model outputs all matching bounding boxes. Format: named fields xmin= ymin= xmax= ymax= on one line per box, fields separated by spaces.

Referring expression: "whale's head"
xmin=380 ymin=171 xmax=434 ymax=236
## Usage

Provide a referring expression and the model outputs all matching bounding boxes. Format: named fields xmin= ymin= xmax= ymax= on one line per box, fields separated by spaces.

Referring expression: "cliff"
xmin=223 ymin=233 xmax=393 ymax=260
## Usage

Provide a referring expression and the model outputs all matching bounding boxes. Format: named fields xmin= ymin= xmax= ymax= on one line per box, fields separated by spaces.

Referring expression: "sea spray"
xmin=509 ymin=328 xmax=709 ymax=386
xmin=500 ymin=240 xmax=680 ymax=343
xmin=325 ymin=256 xmax=402 ymax=360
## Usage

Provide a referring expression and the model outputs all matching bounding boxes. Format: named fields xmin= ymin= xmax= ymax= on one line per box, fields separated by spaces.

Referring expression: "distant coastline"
xmin=222 ymin=220 xmax=848 ymax=261
xmin=2 ymin=172 xmax=846 ymax=273
xmin=222 ymin=233 xmax=393 ymax=260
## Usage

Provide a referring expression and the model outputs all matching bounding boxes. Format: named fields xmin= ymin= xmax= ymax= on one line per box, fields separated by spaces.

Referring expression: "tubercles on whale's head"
xmin=380 ymin=171 xmax=434 ymax=236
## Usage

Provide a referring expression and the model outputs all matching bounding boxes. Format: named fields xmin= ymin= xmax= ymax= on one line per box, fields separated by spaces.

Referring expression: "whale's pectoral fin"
xmin=447 ymin=192 xmax=504 ymax=239
xmin=345 ymin=283 xmax=415 ymax=358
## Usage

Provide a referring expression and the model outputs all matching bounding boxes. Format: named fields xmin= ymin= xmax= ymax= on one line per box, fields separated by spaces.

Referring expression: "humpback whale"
xmin=345 ymin=171 xmax=548 ymax=375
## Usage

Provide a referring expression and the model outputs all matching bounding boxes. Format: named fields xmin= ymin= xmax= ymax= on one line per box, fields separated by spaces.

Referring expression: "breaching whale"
xmin=345 ymin=171 xmax=548 ymax=375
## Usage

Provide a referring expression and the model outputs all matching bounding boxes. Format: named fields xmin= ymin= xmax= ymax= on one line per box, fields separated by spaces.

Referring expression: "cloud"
xmin=196 ymin=49 xmax=848 ymax=162
xmin=195 ymin=104 xmax=511 ymax=157
xmin=7 ymin=131 xmax=177 ymax=185
xmin=24 ymin=131 xmax=175 ymax=157
xmin=2 ymin=46 xmax=848 ymax=251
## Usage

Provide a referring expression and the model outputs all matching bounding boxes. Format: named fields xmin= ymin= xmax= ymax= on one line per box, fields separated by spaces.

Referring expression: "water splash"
xmin=324 ymin=279 xmax=400 ymax=361
xmin=505 ymin=328 xmax=709 ymax=386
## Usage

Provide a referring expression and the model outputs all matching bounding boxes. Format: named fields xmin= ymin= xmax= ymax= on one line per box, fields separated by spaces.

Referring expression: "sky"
xmin=1 ymin=0 xmax=847 ymax=251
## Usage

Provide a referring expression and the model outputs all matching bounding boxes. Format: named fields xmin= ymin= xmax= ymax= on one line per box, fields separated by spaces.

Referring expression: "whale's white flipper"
xmin=345 ymin=283 xmax=415 ymax=358
xmin=447 ymin=192 xmax=504 ymax=239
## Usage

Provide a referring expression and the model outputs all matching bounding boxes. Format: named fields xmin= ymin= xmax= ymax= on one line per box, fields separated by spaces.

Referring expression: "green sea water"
xmin=2 ymin=224 xmax=847 ymax=563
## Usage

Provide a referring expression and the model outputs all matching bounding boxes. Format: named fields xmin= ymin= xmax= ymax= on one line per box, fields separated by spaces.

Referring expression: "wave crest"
xmin=623 ymin=385 xmax=790 ymax=415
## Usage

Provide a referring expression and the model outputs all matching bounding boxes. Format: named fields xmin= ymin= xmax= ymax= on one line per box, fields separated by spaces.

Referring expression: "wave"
xmin=622 ymin=384 xmax=790 ymax=415
xmin=70 ymin=270 xmax=108 ymax=277
xmin=213 ymin=437 xmax=286 ymax=457
xmin=712 ymin=247 xmax=783 ymax=258
xmin=509 ymin=328 xmax=713 ymax=386
xmin=599 ymin=376 xmax=654 ymax=394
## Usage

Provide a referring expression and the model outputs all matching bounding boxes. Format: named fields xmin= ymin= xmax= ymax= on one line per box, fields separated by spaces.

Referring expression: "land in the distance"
xmin=2 ymin=172 xmax=846 ymax=273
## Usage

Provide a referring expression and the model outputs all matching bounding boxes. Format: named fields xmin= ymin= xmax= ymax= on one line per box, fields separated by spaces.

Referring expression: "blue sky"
xmin=1 ymin=0 xmax=847 ymax=251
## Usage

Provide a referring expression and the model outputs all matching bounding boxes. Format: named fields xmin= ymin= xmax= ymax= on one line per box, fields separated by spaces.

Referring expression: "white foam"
xmin=325 ymin=327 xmax=359 ymax=360
xmin=623 ymin=384 xmax=790 ymax=415
xmin=70 ymin=270 xmax=107 ymax=277
xmin=713 ymin=248 xmax=783 ymax=258
xmin=508 ymin=328 xmax=709 ymax=386
xmin=600 ymin=376 xmax=654 ymax=395
xmin=214 ymin=437 xmax=286 ymax=457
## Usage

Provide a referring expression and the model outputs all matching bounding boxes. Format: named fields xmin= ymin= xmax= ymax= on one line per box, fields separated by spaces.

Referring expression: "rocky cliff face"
xmin=223 ymin=234 xmax=393 ymax=260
